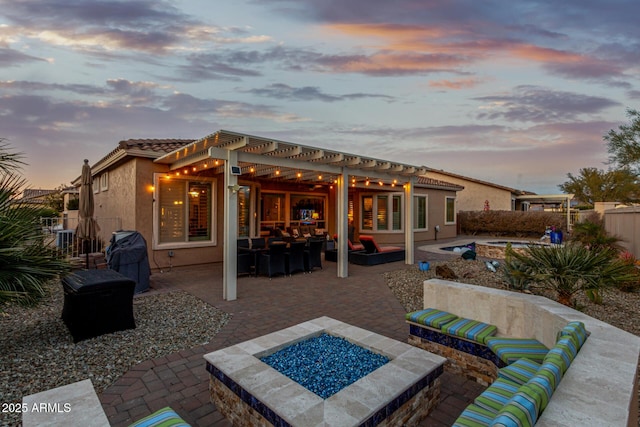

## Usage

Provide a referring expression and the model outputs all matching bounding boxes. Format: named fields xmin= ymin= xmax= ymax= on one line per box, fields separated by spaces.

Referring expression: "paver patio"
xmin=100 ymin=243 xmax=485 ymax=426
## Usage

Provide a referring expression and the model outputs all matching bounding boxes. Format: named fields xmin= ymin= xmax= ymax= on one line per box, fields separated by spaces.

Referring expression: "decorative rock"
xmin=435 ymin=265 xmax=457 ymax=280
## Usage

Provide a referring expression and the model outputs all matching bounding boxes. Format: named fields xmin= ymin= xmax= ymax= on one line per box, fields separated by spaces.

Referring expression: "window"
xmin=238 ymin=186 xmax=251 ymax=238
xmin=362 ymin=196 xmax=373 ymax=230
xmin=100 ymin=172 xmax=109 ymax=191
xmin=361 ymin=193 xmax=403 ymax=232
xmin=155 ymin=176 xmax=216 ymax=247
xmin=414 ymin=195 xmax=428 ymax=230
xmin=445 ymin=196 xmax=456 ymax=224
xmin=92 ymin=176 xmax=100 ymax=193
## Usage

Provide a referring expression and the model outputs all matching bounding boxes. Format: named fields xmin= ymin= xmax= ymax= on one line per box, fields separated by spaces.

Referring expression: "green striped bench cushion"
xmin=527 ymin=375 xmax=553 ymax=412
xmin=547 ymin=336 xmax=578 ymax=368
xmin=452 ymin=403 xmax=494 ymax=427
xmin=491 ymin=384 xmax=542 ymax=427
xmin=474 ymin=377 xmax=520 ymax=413
xmin=498 ymin=358 xmax=540 ymax=385
xmin=128 ymin=407 xmax=191 ymax=427
xmin=440 ymin=318 xmax=498 ymax=344
xmin=485 ymin=337 xmax=549 ymax=365
xmin=537 ymin=353 xmax=565 ymax=388
xmin=405 ymin=308 xmax=459 ymax=329
xmin=558 ymin=321 xmax=588 ymax=348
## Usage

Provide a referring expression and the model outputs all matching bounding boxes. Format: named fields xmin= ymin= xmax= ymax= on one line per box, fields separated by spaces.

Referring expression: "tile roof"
xmin=118 ymin=139 xmax=195 ymax=154
xmin=417 ymin=176 xmax=465 ymax=191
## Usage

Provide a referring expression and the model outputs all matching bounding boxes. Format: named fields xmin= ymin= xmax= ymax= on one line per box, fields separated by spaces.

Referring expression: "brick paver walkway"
xmin=100 ymin=243 xmax=485 ymax=426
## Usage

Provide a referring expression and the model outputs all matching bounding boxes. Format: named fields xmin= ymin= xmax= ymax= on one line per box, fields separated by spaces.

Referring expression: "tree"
xmin=558 ymin=167 xmax=639 ymax=205
xmin=605 ymin=108 xmax=640 ymax=173
xmin=0 ymin=141 xmax=70 ymax=308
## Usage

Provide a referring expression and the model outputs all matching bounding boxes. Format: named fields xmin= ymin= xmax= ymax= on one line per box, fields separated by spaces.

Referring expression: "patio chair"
xmin=286 ymin=240 xmax=306 ymax=275
xmin=251 ymin=237 xmax=266 ymax=249
xmin=237 ymin=239 xmax=254 ymax=276
xmin=304 ymin=238 xmax=323 ymax=271
xmin=349 ymin=235 xmax=405 ymax=266
xmin=258 ymin=242 xmax=287 ymax=278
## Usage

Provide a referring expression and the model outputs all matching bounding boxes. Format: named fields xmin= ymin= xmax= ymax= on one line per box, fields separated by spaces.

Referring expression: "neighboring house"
xmin=76 ymin=130 xmax=466 ymax=299
xmin=19 ymin=188 xmax=58 ymax=207
xmin=422 ymin=169 xmax=528 ymax=212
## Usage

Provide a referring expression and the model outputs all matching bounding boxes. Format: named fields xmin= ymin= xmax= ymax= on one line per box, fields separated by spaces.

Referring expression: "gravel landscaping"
xmin=0 ymin=283 xmax=229 ymax=427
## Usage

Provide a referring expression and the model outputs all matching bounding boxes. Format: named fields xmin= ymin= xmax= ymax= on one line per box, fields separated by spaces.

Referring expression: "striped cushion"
xmin=452 ymin=403 xmax=494 ymax=427
xmin=527 ymin=375 xmax=553 ymax=412
xmin=485 ymin=337 xmax=549 ymax=365
xmin=490 ymin=385 xmax=542 ymax=427
xmin=406 ymin=308 xmax=458 ymax=329
xmin=441 ymin=318 xmax=498 ymax=344
xmin=537 ymin=354 xmax=564 ymax=387
xmin=128 ymin=407 xmax=191 ymax=427
xmin=550 ymin=336 xmax=578 ymax=367
xmin=474 ymin=377 xmax=520 ymax=413
xmin=498 ymin=358 xmax=540 ymax=385
xmin=559 ymin=321 xmax=588 ymax=348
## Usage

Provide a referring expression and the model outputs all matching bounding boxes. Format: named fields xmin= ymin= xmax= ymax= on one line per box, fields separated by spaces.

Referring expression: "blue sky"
xmin=1 ymin=0 xmax=638 ymax=194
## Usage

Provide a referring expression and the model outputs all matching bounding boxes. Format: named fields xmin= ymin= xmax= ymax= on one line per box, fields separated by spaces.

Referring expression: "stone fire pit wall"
xmin=204 ymin=316 xmax=446 ymax=427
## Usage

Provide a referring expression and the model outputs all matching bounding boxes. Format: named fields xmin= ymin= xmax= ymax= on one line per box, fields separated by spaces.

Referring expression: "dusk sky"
xmin=1 ymin=0 xmax=638 ymax=194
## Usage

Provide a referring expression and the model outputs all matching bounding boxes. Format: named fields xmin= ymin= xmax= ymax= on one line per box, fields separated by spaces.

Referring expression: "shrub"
xmin=503 ymin=243 xmax=636 ymax=307
xmin=570 ymin=212 xmax=623 ymax=251
xmin=459 ymin=210 xmax=565 ymax=237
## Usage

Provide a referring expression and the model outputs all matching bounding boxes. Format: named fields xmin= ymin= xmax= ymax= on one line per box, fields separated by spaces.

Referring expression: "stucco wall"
xmin=424 ymin=171 xmax=513 ymax=212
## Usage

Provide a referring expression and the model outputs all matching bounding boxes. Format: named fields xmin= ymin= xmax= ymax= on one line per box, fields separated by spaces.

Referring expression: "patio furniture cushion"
xmin=558 ymin=321 xmax=588 ymax=348
xmin=406 ymin=308 xmax=459 ymax=329
xmin=526 ymin=375 xmax=553 ymax=412
xmin=452 ymin=403 xmax=494 ymax=427
xmin=358 ymin=234 xmax=404 ymax=253
xmin=474 ymin=377 xmax=520 ymax=414
xmin=547 ymin=336 xmax=578 ymax=368
xmin=497 ymin=358 xmax=540 ymax=385
xmin=485 ymin=337 xmax=549 ymax=365
xmin=128 ymin=406 xmax=190 ymax=427
xmin=440 ymin=317 xmax=498 ymax=344
xmin=333 ymin=234 xmax=364 ymax=251
xmin=536 ymin=354 xmax=564 ymax=388
xmin=491 ymin=385 xmax=542 ymax=427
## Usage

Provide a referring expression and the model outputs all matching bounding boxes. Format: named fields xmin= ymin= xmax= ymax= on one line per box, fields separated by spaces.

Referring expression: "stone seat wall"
xmin=421 ymin=278 xmax=640 ymax=427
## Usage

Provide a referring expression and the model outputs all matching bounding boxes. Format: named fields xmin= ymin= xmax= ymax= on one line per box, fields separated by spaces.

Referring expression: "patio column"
xmin=336 ymin=169 xmax=349 ymax=278
xmin=223 ymin=149 xmax=238 ymax=301
xmin=404 ymin=176 xmax=415 ymax=264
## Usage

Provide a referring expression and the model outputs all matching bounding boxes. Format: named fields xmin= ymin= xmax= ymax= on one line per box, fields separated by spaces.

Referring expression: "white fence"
xmin=41 ymin=216 xmax=122 ymax=258
xmin=603 ymin=206 xmax=640 ymax=257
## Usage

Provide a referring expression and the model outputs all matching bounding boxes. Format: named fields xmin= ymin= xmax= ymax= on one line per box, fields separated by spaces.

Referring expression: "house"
xmin=79 ymin=130 xmax=465 ymax=300
xmin=422 ymin=169 xmax=527 ymax=212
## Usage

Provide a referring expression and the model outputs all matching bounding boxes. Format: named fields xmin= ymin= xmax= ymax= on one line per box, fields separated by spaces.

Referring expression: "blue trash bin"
xmin=550 ymin=231 xmax=563 ymax=244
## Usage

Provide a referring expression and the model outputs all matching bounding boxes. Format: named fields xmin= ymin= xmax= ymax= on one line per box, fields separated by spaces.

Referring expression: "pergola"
xmin=155 ymin=130 xmax=440 ymax=301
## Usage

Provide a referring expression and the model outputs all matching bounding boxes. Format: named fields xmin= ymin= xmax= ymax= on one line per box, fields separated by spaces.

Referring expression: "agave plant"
xmin=0 ymin=141 xmax=70 ymax=307
xmin=503 ymin=242 xmax=635 ymax=306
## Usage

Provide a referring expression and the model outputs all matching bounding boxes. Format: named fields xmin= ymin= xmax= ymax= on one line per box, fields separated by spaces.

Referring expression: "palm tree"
xmin=0 ymin=141 xmax=70 ymax=307
xmin=503 ymin=243 xmax=635 ymax=306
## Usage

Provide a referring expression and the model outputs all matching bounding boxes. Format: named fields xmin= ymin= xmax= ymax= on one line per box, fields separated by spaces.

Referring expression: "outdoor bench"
xmin=452 ymin=321 xmax=588 ymax=427
xmin=409 ymin=278 xmax=640 ymax=426
xmin=407 ymin=308 xmax=556 ymax=385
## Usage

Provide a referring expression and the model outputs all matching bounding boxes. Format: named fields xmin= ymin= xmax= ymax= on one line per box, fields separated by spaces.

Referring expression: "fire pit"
xmin=204 ymin=317 xmax=445 ymax=426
